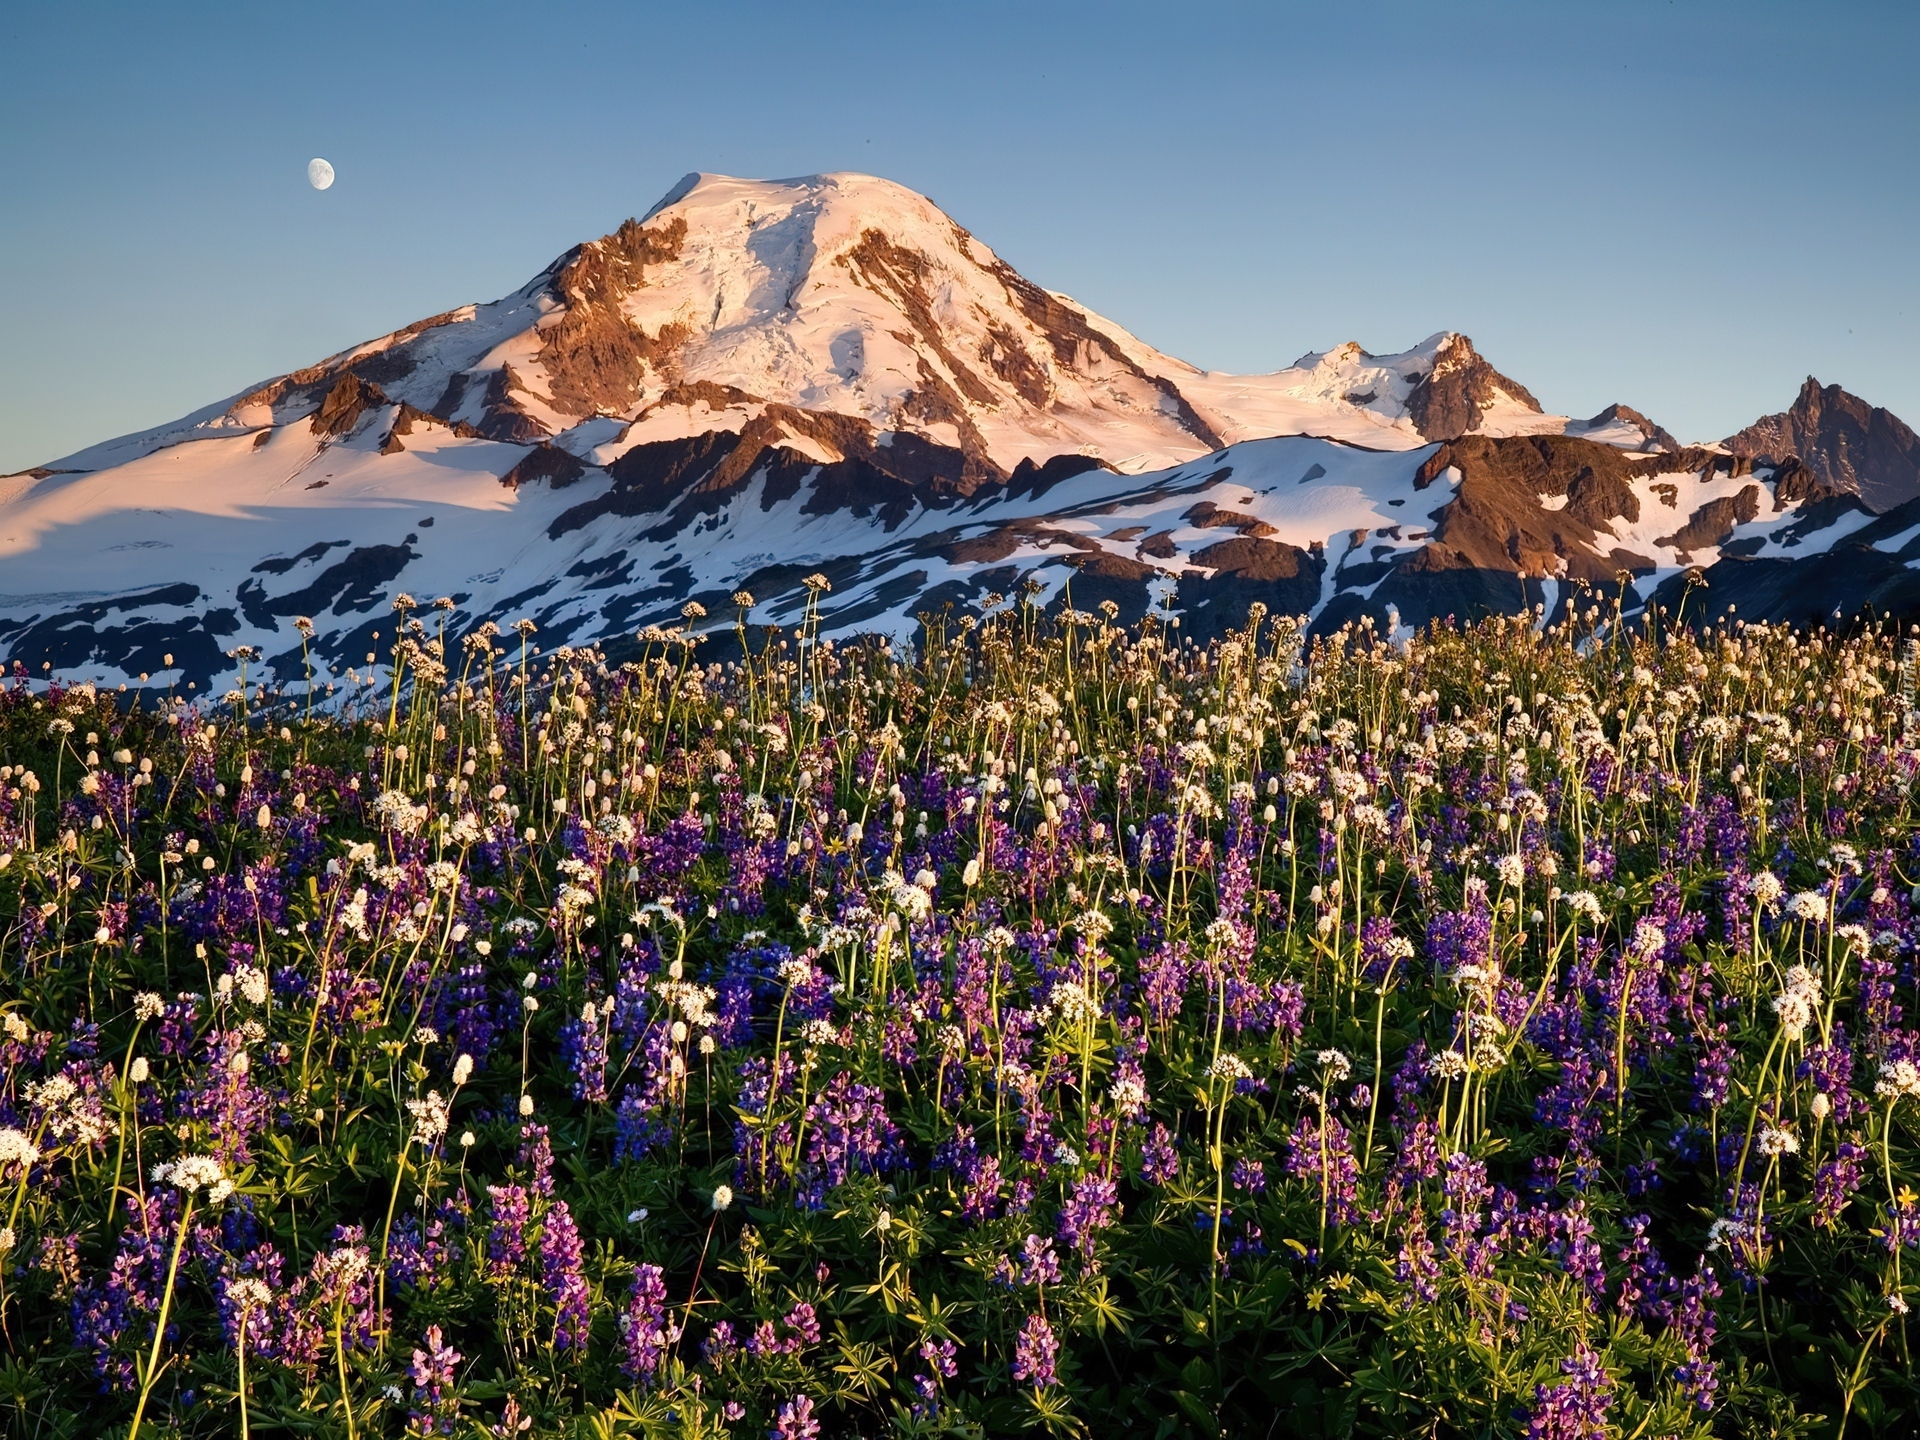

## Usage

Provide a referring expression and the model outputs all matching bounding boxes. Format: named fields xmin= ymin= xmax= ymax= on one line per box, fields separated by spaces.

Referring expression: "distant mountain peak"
xmin=1570 ymin=404 xmax=1681 ymax=454
xmin=1725 ymin=377 xmax=1920 ymax=512
xmin=1403 ymin=332 xmax=1543 ymax=441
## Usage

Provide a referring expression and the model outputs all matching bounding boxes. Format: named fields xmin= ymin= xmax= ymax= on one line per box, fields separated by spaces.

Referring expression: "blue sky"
xmin=2 ymin=0 xmax=1916 ymax=472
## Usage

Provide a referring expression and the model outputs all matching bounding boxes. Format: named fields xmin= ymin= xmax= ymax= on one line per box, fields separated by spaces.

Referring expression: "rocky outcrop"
xmin=1726 ymin=377 xmax=1920 ymax=512
xmin=309 ymin=373 xmax=389 ymax=437
xmin=1656 ymin=486 xmax=1761 ymax=558
xmin=1405 ymin=334 xmax=1543 ymax=440
xmin=473 ymin=367 xmax=551 ymax=444
xmin=501 ymin=443 xmax=591 ymax=491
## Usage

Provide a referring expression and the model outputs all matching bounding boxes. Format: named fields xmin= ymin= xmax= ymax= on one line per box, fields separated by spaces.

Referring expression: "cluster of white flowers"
xmin=0 ymin=1128 xmax=41 ymax=1174
xmin=153 ymin=1154 xmax=232 ymax=1202
xmin=1787 ymin=890 xmax=1830 ymax=924
xmin=407 ymin=1090 xmax=450 ymax=1147
xmin=1563 ymin=890 xmax=1606 ymax=924
xmin=1208 ymin=1054 xmax=1253 ymax=1084
xmin=1773 ymin=964 xmax=1823 ymax=1041
xmin=1876 ymin=1058 xmax=1920 ymax=1102
xmin=1631 ymin=918 xmax=1666 ymax=959
xmin=372 ymin=788 xmax=428 ymax=835
xmin=1705 ymin=1216 xmax=1750 ymax=1252
xmin=1108 ymin=1075 xmax=1149 ymax=1118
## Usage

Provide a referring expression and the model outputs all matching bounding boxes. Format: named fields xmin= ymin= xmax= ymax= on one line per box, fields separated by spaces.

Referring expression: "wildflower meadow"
xmin=3 ymin=583 xmax=1920 ymax=1438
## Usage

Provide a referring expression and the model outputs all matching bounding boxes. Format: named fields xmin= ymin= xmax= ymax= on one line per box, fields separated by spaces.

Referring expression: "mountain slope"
xmin=2 ymin=171 xmax=1911 ymax=694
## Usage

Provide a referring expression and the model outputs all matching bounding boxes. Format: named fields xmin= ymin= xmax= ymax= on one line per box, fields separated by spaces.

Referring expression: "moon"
xmin=307 ymin=158 xmax=335 ymax=190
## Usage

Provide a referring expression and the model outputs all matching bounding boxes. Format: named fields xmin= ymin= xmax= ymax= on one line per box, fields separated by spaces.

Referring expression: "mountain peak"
xmin=1726 ymin=377 xmax=1920 ymax=512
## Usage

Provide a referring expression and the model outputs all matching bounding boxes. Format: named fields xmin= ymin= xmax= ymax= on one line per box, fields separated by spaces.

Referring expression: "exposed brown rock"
xmin=309 ymin=373 xmax=389 ymax=437
xmin=1405 ymin=334 xmax=1543 ymax=441
xmin=942 ymin=522 xmax=1101 ymax=567
xmin=897 ymin=356 xmax=1002 ymax=487
xmin=1768 ymin=455 xmax=1846 ymax=511
xmin=1725 ymin=377 xmax=1920 ymax=512
xmin=1190 ymin=537 xmax=1313 ymax=581
xmin=1061 ymin=551 xmax=1159 ymax=582
xmin=1183 ymin=502 xmax=1276 ymax=537
xmin=1656 ymin=485 xmax=1761 ymax=557
xmin=1413 ymin=434 xmax=1682 ymax=586
xmin=709 ymin=403 xmax=996 ymax=497
xmin=232 ymin=307 xmax=473 ymax=417
xmin=651 ymin=380 xmax=762 ymax=413
xmin=944 ymin=529 xmax=1025 ymax=565
xmin=979 ymin=322 xmax=1052 ymax=408
xmin=377 ymin=402 xmax=441 ymax=454
xmin=501 ymin=443 xmax=590 ymax=491
xmin=534 ymin=217 xmax=690 ymax=416
xmin=473 ymin=367 xmax=551 ymax=444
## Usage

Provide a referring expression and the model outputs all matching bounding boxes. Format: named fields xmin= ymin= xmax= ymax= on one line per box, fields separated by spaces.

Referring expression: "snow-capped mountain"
xmin=4 ymin=170 xmax=1917 ymax=693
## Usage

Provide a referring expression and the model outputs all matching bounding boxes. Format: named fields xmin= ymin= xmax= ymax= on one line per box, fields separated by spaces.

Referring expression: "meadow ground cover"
xmin=1 ymin=583 xmax=1918 ymax=1437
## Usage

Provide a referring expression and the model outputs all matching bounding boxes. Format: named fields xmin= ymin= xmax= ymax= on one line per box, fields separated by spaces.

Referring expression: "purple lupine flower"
xmin=1017 ymin=1234 xmax=1062 ymax=1287
xmin=387 ymin=1200 xmax=465 ymax=1290
xmin=407 ymin=1324 xmax=462 ymax=1436
xmin=1614 ymin=1215 xmax=1673 ymax=1322
xmin=1394 ymin=1209 xmax=1440 ymax=1303
xmin=1283 ymin=1112 xmax=1362 ymax=1226
xmin=702 ymin=1320 xmax=740 ymax=1364
xmin=620 ymin=1262 xmax=674 ymax=1384
xmin=485 ymin=1184 xmax=530 ymax=1279
xmin=1547 ymin=1202 xmax=1606 ymax=1301
xmin=517 ymin=1122 xmax=556 ymax=1198
xmin=540 ymin=1198 xmax=590 ymax=1350
xmin=1670 ymin=1270 xmax=1722 ymax=1409
xmin=912 ymin=1335 xmax=959 ymax=1398
xmin=771 ymin=1394 xmax=820 ymax=1440
xmin=1524 ymin=1343 xmax=1612 ymax=1439
xmin=1813 ymin=1141 xmax=1867 ymax=1227
xmin=1140 ymin=1123 xmax=1179 ymax=1185
xmin=793 ymin=1070 xmax=904 ymax=1208
xmin=558 ymin=1002 xmax=610 ymax=1103
xmin=1056 ymin=1173 xmax=1120 ymax=1262
xmin=1011 ymin=1312 xmax=1059 ymax=1389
